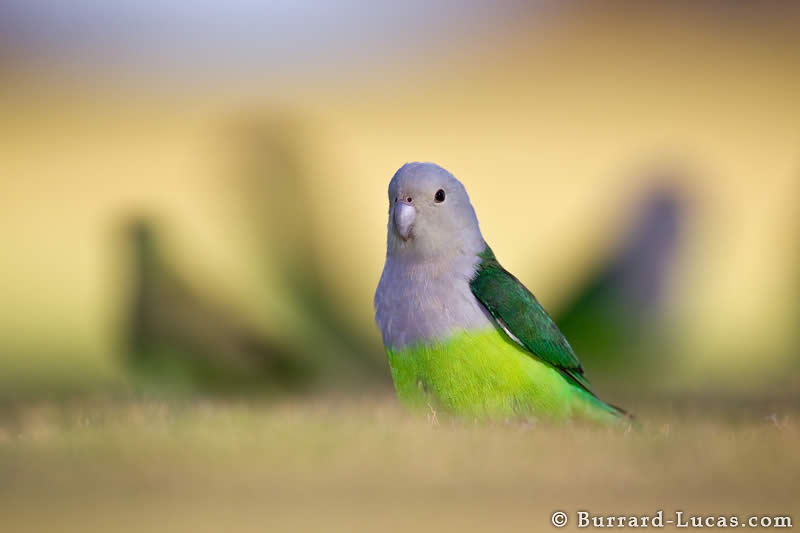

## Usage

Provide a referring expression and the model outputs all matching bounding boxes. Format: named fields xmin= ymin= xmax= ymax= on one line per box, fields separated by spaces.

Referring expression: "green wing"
xmin=469 ymin=245 xmax=595 ymax=394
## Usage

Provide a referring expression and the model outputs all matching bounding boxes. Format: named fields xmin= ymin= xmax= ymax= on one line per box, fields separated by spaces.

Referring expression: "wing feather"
xmin=469 ymin=245 xmax=596 ymax=395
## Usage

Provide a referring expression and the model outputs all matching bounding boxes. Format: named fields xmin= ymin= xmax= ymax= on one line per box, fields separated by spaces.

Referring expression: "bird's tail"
xmin=579 ymin=393 xmax=636 ymax=427
xmin=598 ymin=400 xmax=638 ymax=428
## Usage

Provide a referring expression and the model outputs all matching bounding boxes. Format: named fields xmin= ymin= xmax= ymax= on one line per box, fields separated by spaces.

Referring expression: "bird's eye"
xmin=434 ymin=189 xmax=445 ymax=203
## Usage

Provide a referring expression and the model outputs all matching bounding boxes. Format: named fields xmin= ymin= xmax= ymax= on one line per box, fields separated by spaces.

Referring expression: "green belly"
xmin=386 ymin=327 xmax=617 ymax=422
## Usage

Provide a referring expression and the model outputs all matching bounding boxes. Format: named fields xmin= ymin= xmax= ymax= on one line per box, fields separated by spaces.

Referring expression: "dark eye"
xmin=434 ymin=189 xmax=445 ymax=203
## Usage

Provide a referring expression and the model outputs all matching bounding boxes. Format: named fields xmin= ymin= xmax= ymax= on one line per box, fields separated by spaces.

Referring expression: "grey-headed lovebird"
xmin=375 ymin=163 xmax=628 ymax=423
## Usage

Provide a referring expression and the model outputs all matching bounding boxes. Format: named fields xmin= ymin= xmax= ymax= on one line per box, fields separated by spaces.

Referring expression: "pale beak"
xmin=393 ymin=202 xmax=416 ymax=241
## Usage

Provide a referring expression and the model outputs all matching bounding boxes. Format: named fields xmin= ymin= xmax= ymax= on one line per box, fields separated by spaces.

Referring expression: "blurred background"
xmin=2 ymin=0 xmax=798 ymax=399
xmin=1 ymin=2 xmax=799 ymax=531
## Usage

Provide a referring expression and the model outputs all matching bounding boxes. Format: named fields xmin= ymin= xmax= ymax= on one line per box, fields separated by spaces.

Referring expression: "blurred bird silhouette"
xmin=231 ymin=116 xmax=388 ymax=384
xmin=123 ymin=218 xmax=315 ymax=392
xmin=121 ymin=115 xmax=388 ymax=394
xmin=553 ymin=178 xmax=685 ymax=374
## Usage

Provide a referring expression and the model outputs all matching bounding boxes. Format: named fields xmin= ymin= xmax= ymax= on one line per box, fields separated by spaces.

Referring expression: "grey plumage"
xmin=374 ymin=163 xmax=492 ymax=349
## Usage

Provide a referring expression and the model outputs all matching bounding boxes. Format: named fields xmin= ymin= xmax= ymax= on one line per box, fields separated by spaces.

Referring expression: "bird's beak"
xmin=393 ymin=202 xmax=416 ymax=241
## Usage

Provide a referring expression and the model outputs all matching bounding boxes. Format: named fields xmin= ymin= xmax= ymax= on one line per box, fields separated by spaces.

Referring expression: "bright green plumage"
xmin=387 ymin=327 xmax=622 ymax=423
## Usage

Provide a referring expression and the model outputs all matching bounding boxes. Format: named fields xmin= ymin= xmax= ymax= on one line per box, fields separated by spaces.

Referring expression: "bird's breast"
xmin=374 ymin=254 xmax=493 ymax=349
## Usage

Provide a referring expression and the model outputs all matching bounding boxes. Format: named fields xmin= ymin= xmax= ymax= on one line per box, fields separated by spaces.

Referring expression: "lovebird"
xmin=554 ymin=184 xmax=683 ymax=372
xmin=374 ymin=163 xmax=628 ymax=423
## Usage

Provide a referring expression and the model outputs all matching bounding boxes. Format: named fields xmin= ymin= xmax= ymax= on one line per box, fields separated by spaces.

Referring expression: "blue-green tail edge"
xmin=557 ymin=368 xmax=634 ymax=423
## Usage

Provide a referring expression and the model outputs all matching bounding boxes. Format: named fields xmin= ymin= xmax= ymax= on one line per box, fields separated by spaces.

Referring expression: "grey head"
xmin=384 ymin=162 xmax=485 ymax=261
xmin=375 ymin=162 xmax=493 ymax=348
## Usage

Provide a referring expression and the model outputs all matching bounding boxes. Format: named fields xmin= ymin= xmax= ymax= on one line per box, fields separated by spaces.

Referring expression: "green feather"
xmin=469 ymin=245 xmax=598 ymax=397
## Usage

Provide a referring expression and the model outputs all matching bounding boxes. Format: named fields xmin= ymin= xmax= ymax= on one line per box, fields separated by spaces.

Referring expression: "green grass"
xmin=0 ymin=395 xmax=798 ymax=532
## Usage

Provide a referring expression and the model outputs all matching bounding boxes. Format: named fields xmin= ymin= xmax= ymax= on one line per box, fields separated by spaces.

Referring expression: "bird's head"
xmin=385 ymin=162 xmax=485 ymax=261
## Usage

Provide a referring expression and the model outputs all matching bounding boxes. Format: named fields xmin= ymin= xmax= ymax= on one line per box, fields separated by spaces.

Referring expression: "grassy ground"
xmin=0 ymin=394 xmax=798 ymax=532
